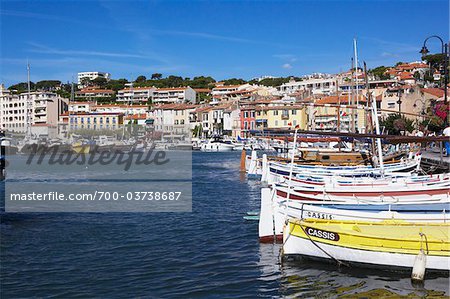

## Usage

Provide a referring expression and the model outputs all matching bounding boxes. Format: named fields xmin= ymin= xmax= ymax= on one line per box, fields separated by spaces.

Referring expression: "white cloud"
xmin=282 ymin=63 xmax=293 ymax=69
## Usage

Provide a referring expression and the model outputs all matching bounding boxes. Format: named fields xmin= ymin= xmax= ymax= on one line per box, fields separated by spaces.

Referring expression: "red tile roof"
xmin=77 ymin=89 xmax=114 ymax=94
xmin=125 ymin=114 xmax=148 ymax=120
xmin=315 ymin=95 xmax=367 ymax=104
xmin=155 ymin=87 xmax=189 ymax=92
xmin=398 ymin=72 xmax=414 ymax=80
xmin=422 ymin=88 xmax=445 ymax=98
xmin=193 ymin=88 xmax=211 ymax=93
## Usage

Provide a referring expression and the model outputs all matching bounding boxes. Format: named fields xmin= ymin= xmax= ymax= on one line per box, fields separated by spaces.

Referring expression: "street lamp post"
xmin=420 ymin=35 xmax=449 ymax=124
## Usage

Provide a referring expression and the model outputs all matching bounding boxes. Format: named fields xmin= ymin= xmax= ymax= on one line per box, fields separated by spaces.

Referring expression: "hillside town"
xmin=1 ymin=59 xmax=449 ymax=142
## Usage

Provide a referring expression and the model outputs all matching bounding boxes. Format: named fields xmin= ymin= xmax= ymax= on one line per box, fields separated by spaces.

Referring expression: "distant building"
xmin=211 ymin=84 xmax=247 ymax=96
xmin=75 ymin=87 xmax=115 ymax=100
xmin=69 ymin=113 xmax=123 ymax=130
xmin=69 ymin=101 xmax=96 ymax=113
xmin=149 ymin=103 xmax=197 ymax=135
xmin=152 ymin=87 xmax=196 ymax=104
xmin=117 ymin=87 xmax=156 ymax=103
xmin=77 ymin=72 xmax=111 ymax=88
xmin=278 ymin=77 xmax=337 ymax=96
xmin=0 ymin=84 xmax=68 ymax=133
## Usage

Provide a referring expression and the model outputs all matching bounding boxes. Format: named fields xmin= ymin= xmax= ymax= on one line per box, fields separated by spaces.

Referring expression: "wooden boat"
xmin=274 ymin=182 xmax=450 ymax=204
xmin=285 ymin=202 xmax=450 ymax=223
xmin=284 ymin=173 xmax=450 ymax=189
xmin=267 ymin=156 xmax=420 ymax=183
xmin=282 ymin=218 xmax=450 ymax=271
xmin=258 ymin=185 xmax=450 ymax=242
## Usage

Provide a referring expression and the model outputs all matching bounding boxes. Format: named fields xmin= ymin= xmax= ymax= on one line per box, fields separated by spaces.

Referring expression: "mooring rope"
xmin=280 ymin=218 xmax=350 ymax=268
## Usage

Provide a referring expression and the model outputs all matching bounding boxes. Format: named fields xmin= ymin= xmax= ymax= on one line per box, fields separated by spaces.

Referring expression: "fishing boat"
xmin=282 ymin=218 xmax=450 ymax=272
xmin=273 ymin=183 xmax=449 ymax=204
xmin=283 ymin=172 xmax=449 ymax=188
xmin=284 ymin=202 xmax=450 ymax=223
xmin=267 ymin=156 xmax=420 ymax=183
xmin=258 ymin=186 xmax=450 ymax=242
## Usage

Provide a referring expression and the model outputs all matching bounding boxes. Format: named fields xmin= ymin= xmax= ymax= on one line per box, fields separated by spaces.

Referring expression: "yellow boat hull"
xmin=283 ymin=219 xmax=450 ymax=271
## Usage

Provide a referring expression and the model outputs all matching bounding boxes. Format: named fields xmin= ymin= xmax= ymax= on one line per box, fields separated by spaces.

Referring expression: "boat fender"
xmin=411 ymin=249 xmax=427 ymax=282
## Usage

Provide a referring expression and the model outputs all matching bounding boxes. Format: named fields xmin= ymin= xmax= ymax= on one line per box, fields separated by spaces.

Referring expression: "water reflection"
xmin=258 ymin=243 xmax=449 ymax=298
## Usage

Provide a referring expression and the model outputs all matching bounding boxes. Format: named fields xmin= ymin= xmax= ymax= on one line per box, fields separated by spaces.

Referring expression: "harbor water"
xmin=1 ymin=152 xmax=449 ymax=298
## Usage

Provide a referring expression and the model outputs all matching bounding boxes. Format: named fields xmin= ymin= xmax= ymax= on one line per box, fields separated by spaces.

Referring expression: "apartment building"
xmin=75 ymin=87 xmax=115 ymax=100
xmin=117 ymin=87 xmax=155 ymax=103
xmin=0 ymin=85 xmax=68 ymax=133
xmin=69 ymin=101 xmax=96 ymax=113
xmin=278 ymin=77 xmax=337 ymax=96
xmin=69 ymin=113 xmax=123 ymax=130
xmin=152 ymin=87 xmax=196 ymax=104
xmin=149 ymin=104 xmax=197 ymax=135
xmin=77 ymin=72 xmax=111 ymax=88
xmin=312 ymin=95 xmax=367 ymax=132
xmin=93 ymin=104 xmax=148 ymax=116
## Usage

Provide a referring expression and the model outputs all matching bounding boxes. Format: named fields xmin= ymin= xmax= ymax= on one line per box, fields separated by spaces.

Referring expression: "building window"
xmin=273 ymin=110 xmax=278 ymax=116
xmin=292 ymin=110 xmax=297 ymax=115
xmin=275 ymin=120 xmax=278 ymax=126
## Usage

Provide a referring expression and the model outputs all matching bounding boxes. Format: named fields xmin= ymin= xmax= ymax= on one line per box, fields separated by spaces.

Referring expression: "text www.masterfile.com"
xmin=9 ymin=191 xmax=183 ymax=201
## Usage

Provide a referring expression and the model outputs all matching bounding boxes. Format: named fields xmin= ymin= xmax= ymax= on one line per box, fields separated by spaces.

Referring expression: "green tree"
xmin=106 ymin=78 xmax=129 ymax=91
xmin=369 ymin=66 xmax=390 ymax=80
xmin=8 ymin=82 xmax=36 ymax=93
xmin=80 ymin=77 xmax=92 ymax=87
xmin=222 ymin=78 xmax=247 ymax=85
xmin=91 ymin=77 xmax=107 ymax=88
xmin=151 ymin=73 xmax=162 ymax=80
xmin=422 ymin=53 xmax=446 ymax=69
xmin=35 ymin=80 xmax=61 ymax=91
xmin=380 ymin=113 xmax=414 ymax=135
xmin=136 ymin=75 xmax=147 ymax=83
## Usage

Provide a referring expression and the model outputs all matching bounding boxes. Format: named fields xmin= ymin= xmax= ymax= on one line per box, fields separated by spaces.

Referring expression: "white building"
xmin=278 ymin=77 xmax=337 ymax=96
xmin=117 ymin=87 xmax=156 ymax=103
xmin=152 ymin=87 xmax=196 ymax=104
xmin=211 ymin=84 xmax=250 ymax=96
xmin=93 ymin=104 xmax=148 ymax=116
xmin=77 ymin=71 xmax=111 ymax=88
xmin=69 ymin=101 xmax=96 ymax=113
xmin=0 ymin=85 xmax=68 ymax=133
xmin=149 ymin=104 xmax=197 ymax=135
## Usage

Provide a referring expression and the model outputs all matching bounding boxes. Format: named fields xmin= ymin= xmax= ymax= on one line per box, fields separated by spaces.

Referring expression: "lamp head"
xmin=420 ymin=46 xmax=429 ymax=57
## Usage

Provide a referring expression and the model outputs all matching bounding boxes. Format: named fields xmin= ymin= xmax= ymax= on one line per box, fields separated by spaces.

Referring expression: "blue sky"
xmin=0 ymin=0 xmax=448 ymax=87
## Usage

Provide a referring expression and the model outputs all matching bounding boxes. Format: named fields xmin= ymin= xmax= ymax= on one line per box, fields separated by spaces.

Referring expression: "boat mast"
xmin=68 ymin=77 xmax=74 ymax=137
xmin=26 ymin=61 xmax=32 ymax=139
xmin=371 ymin=90 xmax=384 ymax=175
xmin=354 ymin=38 xmax=359 ymax=106
xmin=364 ymin=62 xmax=377 ymax=166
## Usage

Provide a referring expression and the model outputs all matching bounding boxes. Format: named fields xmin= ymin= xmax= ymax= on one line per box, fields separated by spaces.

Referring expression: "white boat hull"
xmin=283 ymin=229 xmax=449 ymax=271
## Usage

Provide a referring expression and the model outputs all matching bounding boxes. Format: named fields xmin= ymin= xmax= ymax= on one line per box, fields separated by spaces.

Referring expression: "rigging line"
xmin=296 ymin=221 xmax=350 ymax=268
